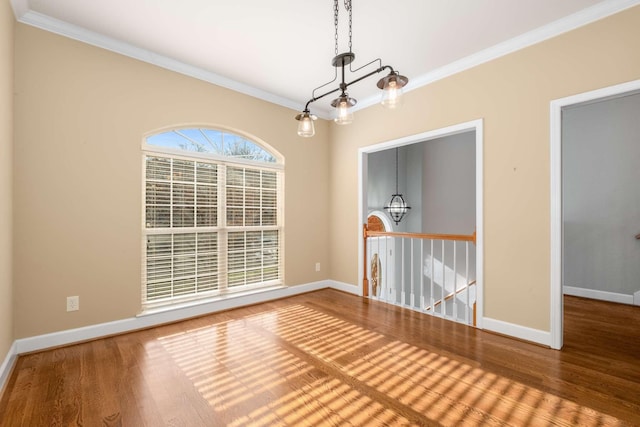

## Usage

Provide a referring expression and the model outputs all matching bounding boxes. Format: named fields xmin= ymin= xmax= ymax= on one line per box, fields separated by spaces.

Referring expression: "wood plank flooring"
xmin=1 ymin=290 xmax=639 ymax=426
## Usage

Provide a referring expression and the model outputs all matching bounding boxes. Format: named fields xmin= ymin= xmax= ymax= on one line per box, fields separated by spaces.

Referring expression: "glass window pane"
xmin=262 ymin=209 xmax=276 ymax=226
xmin=173 ymin=256 xmax=196 ymax=278
xmin=173 ymin=183 xmax=194 ymax=205
xmin=173 ymin=159 xmax=194 ymax=182
xmin=196 ymin=163 xmax=217 ymax=184
xmin=146 ymin=156 xmax=171 ymax=180
xmin=173 ymin=234 xmax=195 ymax=254
xmin=246 ymin=188 xmax=260 ymax=207
xmin=146 ymin=206 xmax=170 ymax=228
xmin=196 ymin=185 xmax=216 ymax=205
xmin=197 ymin=232 xmax=217 ymax=252
xmin=198 ymin=275 xmax=218 ymax=292
xmin=146 ymin=281 xmax=172 ymax=300
xmin=146 ymin=182 xmax=171 ymax=205
xmin=196 ymin=207 xmax=217 ymax=227
xmin=226 ymin=187 xmax=243 ymax=207
xmin=227 ymin=208 xmax=243 ymax=226
xmin=173 ymin=207 xmax=194 ymax=227
xmin=228 ymin=271 xmax=246 ymax=287
xmin=173 ymin=278 xmax=195 ymax=296
xmin=245 ymin=169 xmax=261 ymax=188
xmin=246 ymin=208 xmax=261 ymax=226
xmin=246 ymin=269 xmax=262 ymax=284
xmin=227 ymin=167 xmax=244 ymax=186
xmin=147 ymin=129 xmax=277 ymax=164
xmin=262 ymin=171 xmax=277 ymax=189
xmin=147 ymin=257 xmax=172 ymax=281
xmin=261 ymin=190 xmax=276 ymax=208
xmin=147 ymin=235 xmax=172 ymax=257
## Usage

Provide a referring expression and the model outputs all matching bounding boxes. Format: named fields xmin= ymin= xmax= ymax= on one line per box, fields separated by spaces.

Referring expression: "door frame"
xmin=549 ymin=79 xmax=640 ymax=350
xmin=358 ymin=119 xmax=484 ymax=328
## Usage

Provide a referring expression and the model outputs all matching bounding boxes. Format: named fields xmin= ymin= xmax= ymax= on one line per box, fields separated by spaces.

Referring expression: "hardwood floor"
xmin=1 ymin=290 xmax=639 ymax=426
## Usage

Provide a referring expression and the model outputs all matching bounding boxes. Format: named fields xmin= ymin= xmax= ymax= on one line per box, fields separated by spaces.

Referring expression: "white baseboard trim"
xmin=483 ymin=317 xmax=551 ymax=347
xmin=0 ymin=341 xmax=17 ymax=397
xmin=564 ymin=286 xmax=634 ymax=305
xmin=327 ymin=280 xmax=360 ymax=295
xmin=2 ymin=281 xmax=357 ymax=385
xmin=13 ymin=281 xmax=336 ymax=356
xmin=634 ymin=290 xmax=640 ymax=306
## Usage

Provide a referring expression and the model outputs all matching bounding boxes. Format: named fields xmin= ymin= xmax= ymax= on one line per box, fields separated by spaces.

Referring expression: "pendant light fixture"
xmin=384 ymin=147 xmax=411 ymax=225
xmin=295 ymin=0 xmax=409 ymax=137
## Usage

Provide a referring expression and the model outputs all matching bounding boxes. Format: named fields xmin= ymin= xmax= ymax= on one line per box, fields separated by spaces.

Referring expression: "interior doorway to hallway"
xmin=550 ymin=79 xmax=640 ymax=350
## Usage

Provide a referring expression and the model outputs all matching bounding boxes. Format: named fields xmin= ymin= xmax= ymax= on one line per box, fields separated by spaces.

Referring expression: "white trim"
xmin=327 ymin=280 xmax=360 ymax=296
xmin=0 ymin=341 xmax=18 ymax=397
xmin=14 ymin=281 xmax=336 ymax=355
xmin=550 ymin=78 xmax=640 ymax=350
xmin=483 ymin=317 xmax=551 ymax=347
xmin=564 ymin=286 xmax=634 ymax=305
xmin=635 ymin=290 xmax=640 ymax=306
xmin=10 ymin=0 xmax=640 ymax=118
xmin=358 ymin=119 xmax=484 ymax=328
xmin=11 ymin=10 xmax=304 ymax=113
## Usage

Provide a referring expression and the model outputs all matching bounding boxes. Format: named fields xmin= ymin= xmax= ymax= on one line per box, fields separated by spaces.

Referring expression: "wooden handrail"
xmin=365 ymin=229 xmax=476 ymax=244
xmin=425 ymin=280 xmax=477 ymax=311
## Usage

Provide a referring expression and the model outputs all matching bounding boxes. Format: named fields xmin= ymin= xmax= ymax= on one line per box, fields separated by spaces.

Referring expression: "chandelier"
xmin=384 ymin=147 xmax=411 ymax=225
xmin=295 ymin=0 xmax=409 ymax=137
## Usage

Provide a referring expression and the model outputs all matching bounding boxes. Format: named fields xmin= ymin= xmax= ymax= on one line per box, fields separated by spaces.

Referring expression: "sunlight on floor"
xmin=153 ymin=304 xmax=622 ymax=426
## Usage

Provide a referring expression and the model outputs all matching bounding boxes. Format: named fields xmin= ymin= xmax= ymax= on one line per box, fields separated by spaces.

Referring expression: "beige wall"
xmin=10 ymin=6 xmax=640 ymax=341
xmin=13 ymin=24 xmax=330 ymax=338
xmin=0 ymin=1 xmax=15 ymax=360
xmin=329 ymin=6 xmax=640 ymax=331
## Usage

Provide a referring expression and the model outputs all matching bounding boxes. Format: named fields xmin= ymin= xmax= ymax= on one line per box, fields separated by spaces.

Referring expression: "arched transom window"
xmin=142 ymin=127 xmax=283 ymax=309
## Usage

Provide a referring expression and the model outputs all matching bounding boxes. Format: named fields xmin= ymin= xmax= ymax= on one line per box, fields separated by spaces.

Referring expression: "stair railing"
xmin=363 ymin=224 xmax=477 ymax=326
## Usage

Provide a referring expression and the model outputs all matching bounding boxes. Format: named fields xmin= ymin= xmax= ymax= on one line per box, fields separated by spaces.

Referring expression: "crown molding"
xmin=354 ymin=0 xmax=640 ymax=113
xmin=10 ymin=0 xmax=640 ymax=120
xmin=10 ymin=2 xmax=307 ymax=114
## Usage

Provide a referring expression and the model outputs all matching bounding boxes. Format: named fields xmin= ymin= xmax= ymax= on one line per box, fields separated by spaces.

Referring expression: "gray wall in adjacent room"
xmin=562 ymin=91 xmax=640 ymax=296
xmin=421 ymin=132 xmax=476 ymax=235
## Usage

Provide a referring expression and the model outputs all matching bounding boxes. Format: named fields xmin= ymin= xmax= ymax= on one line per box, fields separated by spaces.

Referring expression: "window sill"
xmin=138 ymin=284 xmax=287 ymax=318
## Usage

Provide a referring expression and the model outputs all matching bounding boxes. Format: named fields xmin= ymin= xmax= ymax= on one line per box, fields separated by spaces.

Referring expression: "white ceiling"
xmin=10 ymin=0 xmax=640 ymax=118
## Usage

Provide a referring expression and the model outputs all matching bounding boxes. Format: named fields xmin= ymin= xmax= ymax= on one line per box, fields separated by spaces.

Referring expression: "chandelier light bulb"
xmin=335 ymin=99 xmax=354 ymax=125
xmin=295 ymin=111 xmax=316 ymax=137
xmin=381 ymin=79 xmax=403 ymax=109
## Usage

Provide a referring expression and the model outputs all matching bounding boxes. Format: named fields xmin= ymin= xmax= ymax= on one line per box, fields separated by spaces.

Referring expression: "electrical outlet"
xmin=67 ymin=296 xmax=79 ymax=312
xmin=315 ymin=262 xmax=321 ymax=272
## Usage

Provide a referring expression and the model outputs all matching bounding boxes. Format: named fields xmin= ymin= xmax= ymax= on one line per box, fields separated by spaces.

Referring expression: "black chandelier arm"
xmin=302 ymin=64 xmax=396 ymax=112
xmin=349 ymin=56 xmax=382 ymax=74
xmin=304 ymin=86 xmax=342 ymax=111
xmin=311 ymin=67 xmax=339 ymax=100
xmin=345 ymin=64 xmax=394 ymax=88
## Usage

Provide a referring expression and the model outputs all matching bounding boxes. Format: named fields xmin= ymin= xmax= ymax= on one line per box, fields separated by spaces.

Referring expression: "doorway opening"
xmin=550 ymin=79 xmax=640 ymax=350
xmin=358 ymin=120 xmax=484 ymax=328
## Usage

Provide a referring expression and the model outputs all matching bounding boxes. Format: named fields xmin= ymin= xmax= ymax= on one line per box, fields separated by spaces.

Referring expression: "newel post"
xmin=362 ymin=223 xmax=369 ymax=297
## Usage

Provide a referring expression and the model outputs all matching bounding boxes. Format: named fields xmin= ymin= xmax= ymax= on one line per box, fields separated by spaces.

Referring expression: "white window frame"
xmin=141 ymin=129 xmax=284 ymax=310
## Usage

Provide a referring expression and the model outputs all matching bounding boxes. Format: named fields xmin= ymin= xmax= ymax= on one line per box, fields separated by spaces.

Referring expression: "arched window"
xmin=142 ymin=127 xmax=283 ymax=309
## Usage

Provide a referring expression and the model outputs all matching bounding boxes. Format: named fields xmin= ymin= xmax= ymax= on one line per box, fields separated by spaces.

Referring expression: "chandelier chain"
xmin=395 ymin=147 xmax=399 ymax=194
xmin=346 ymin=0 xmax=352 ymax=52
xmin=334 ymin=0 xmax=339 ymax=56
xmin=334 ymin=0 xmax=353 ymax=56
